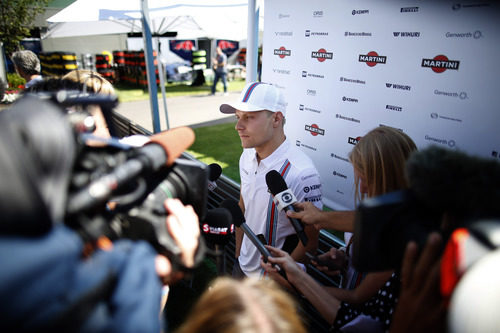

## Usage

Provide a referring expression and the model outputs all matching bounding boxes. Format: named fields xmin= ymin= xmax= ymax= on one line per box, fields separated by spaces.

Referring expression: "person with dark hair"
xmin=11 ymin=50 xmax=42 ymax=89
xmin=211 ymin=47 xmax=228 ymax=95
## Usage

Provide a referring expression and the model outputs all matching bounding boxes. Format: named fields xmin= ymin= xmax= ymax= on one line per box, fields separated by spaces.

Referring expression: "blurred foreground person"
xmin=0 ymin=95 xmax=201 ymax=332
xmin=176 ymin=277 xmax=306 ymax=333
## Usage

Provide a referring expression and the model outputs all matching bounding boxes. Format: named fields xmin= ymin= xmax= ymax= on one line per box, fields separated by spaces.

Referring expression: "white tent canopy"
xmin=46 ymin=0 xmax=260 ymax=41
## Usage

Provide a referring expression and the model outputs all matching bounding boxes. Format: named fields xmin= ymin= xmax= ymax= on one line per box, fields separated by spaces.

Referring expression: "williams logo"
xmin=359 ymin=51 xmax=387 ymax=66
xmin=422 ymin=55 xmax=460 ymax=73
xmin=386 ymin=83 xmax=411 ymax=91
xmin=348 ymin=136 xmax=362 ymax=145
xmin=305 ymin=124 xmax=325 ymax=136
xmin=386 ymin=104 xmax=403 ymax=112
xmin=401 ymin=6 xmax=419 ymax=12
xmin=275 ymin=31 xmax=293 ymax=37
xmin=274 ymin=47 xmax=291 ymax=58
xmin=311 ymin=49 xmax=333 ymax=62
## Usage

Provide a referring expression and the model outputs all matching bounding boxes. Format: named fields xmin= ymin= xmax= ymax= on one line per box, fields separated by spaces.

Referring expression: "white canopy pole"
xmin=246 ymin=0 xmax=259 ymax=83
xmin=141 ymin=0 xmax=161 ymax=133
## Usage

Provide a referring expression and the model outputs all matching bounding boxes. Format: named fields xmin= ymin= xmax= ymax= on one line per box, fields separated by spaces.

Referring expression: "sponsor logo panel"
xmin=336 ymin=114 xmax=360 ymax=123
xmin=348 ymin=136 xmax=362 ymax=145
xmin=311 ymin=48 xmax=333 ymax=62
xmin=330 ymin=153 xmax=350 ymax=163
xmin=434 ymin=89 xmax=468 ymax=99
xmin=401 ymin=7 xmax=419 ymax=12
xmin=274 ymin=46 xmax=291 ymax=58
xmin=430 ymin=113 xmax=463 ymax=123
xmin=340 ymin=77 xmax=366 ymax=85
xmin=386 ymin=104 xmax=403 ymax=112
xmin=345 ymin=31 xmax=372 ymax=37
xmin=386 ymin=83 xmax=411 ymax=91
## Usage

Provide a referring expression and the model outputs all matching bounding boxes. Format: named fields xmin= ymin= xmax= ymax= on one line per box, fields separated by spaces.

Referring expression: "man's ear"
xmin=273 ymin=112 xmax=284 ymax=127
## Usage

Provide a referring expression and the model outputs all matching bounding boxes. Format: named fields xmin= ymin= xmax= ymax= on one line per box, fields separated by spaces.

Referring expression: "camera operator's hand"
xmin=286 ymin=201 xmax=323 ymax=228
xmin=164 ymin=198 xmax=200 ymax=269
xmin=390 ymin=232 xmax=445 ymax=333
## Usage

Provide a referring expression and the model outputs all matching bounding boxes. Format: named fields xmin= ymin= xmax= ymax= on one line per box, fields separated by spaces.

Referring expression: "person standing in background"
xmin=11 ymin=50 xmax=42 ymax=90
xmin=211 ymin=46 xmax=228 ymax=95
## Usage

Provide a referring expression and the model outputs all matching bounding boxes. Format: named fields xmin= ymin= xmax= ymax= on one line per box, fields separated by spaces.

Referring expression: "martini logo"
xmin=311 ymin=48 xmax=333 ymax=62
xmin=359 ymin=51 xmax=387 ymax=66
xmin=305 ymin=124 xmax=325 ymax=136
xmin=422 ymin=55 xmax=460 ymax=73
xmin=348 ymin=136 xmax=362 ymax=145
xmin=274 ymin=47 xmax=291 ymax=58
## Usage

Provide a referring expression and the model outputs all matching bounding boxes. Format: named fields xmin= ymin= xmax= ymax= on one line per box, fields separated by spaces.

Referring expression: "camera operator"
xmin=387 ymin=147 xmax=500 ymax=333
xmin=262 ymin=126 xmax=417 ymax=332
xmin=0 ymin=95 xmax=201 ymax=332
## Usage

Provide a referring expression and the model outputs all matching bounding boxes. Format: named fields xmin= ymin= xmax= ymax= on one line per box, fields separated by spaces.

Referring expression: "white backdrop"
xmin=262 ymin=0 xmax=500 ymax=210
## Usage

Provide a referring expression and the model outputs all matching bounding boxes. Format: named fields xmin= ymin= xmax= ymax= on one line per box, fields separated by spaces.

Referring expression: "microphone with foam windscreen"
xmin=207 ymin=163 xmax=222 ymax=192
xmin=201 ymin=207 xmax=234 ymax=246
xmin=67 ymin=127 xmax=195 ymax=214
xmin=265 ymin=170 xmax=308 ymax=246
xmin=220 ymin=199 xmax=272 ymax=262
xmin=201 ymin=207 xmax=234 ymax=274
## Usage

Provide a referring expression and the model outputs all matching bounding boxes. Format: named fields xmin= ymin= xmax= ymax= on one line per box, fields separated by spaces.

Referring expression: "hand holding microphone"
xmin=265 ymin=170 xmax=308 ymax=246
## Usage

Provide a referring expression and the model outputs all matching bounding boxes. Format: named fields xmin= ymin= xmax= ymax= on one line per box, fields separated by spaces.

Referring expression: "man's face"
xmin=234 ymin=110 xmax=275 ymax=149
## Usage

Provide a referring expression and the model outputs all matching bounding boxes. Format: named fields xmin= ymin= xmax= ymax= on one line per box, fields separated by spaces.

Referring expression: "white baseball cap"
xmin=220 ymin=82 xmax=286 ymax=115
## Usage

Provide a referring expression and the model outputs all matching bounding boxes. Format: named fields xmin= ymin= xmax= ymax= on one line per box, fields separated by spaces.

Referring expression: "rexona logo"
xmin=305 ymin=124 xmax=325 ymax=136
xmin=274 ymin=46 xmax=291 ymax=59
xmin=359 ymin=51 xmax=387 ymax=67
xmin=311 ymin=48 xmax=333 ymax=62
xmin=348 ymin=136 xmax=362 ymax=145
xmin=421 ymin=55 xmax=460 ymax=73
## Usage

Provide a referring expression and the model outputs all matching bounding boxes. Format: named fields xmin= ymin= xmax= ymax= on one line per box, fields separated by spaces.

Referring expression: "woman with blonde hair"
xmin=263 ymin=126 xmax=417 ymax=332
xmin=63 ymin=69 xmax=116 ymax=96
xmin=176 ymin=277 xmax=306 ymax=333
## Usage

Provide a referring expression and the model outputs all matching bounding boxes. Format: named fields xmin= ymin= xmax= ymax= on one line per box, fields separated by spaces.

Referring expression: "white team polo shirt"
xmin=239 ymin=138 xmax=323 ymax=277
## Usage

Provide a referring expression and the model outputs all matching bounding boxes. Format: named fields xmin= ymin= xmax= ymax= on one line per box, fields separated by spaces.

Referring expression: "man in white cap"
xmin=220 ymin=81 xmax=322 ymax=278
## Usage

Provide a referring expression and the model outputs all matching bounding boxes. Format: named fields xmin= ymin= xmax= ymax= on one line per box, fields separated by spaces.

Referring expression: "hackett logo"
xmin=359 ymin=51 xmax=387 ymax=66
xmin=422 ymin=55 xmax=460 ymax=73
xmin=305 ymin=124 xmax=325 ymax=136
xmin=274 ymin=46 xmax=291 ymax=58
xmin=311 ymin=48 xmax=333 ymax=62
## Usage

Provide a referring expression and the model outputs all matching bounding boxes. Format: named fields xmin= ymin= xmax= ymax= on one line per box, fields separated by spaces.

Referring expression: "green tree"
xmin=0 ymin=0 xmax=49 ymax=55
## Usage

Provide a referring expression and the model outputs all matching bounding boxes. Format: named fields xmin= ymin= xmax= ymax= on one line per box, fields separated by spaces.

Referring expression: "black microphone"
xmin=207 ymin=163 xmax=222 ymax=192
xmin=67 ymin=127 xmax=195 ymax=215
xmin=201 ymin=207 xmax=234 ymax=274
xmin=265 ymin=170 xmax=308 ymax=246
xmin=201 ymin=207 xmax=234 ymax=246
xmin=220 ymin=199 xmax=272 ymax=262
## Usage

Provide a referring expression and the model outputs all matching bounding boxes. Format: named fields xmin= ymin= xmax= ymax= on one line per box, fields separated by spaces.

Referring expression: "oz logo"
xmin=281 ymin=192 xmax=293 ymax=204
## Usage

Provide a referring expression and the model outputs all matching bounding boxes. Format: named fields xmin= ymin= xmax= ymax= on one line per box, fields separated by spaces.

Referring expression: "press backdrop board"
xmin=262 ymin=0 xmax=500 ymax=210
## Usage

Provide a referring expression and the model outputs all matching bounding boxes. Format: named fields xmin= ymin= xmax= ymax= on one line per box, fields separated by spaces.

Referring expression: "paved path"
xmin=115 ymin=91 xmax=240 ymax=132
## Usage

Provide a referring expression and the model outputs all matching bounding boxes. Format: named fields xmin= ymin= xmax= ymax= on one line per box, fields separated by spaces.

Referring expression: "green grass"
xmin=115 ymin=79 xmax=246 ymax=103
xmin=186 ymin=121 xmax=242 ymax=183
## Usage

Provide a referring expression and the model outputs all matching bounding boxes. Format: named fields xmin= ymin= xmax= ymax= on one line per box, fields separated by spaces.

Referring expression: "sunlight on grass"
xmin=186 ymin=121 xmax=242 ymax=183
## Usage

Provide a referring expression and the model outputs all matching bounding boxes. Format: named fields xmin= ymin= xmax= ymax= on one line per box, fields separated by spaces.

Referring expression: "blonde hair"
xmin=63 ymin=70 xmax=115 ymax=95
xmin=176 ymin=277 xmax=306 ymax=333
xmin=349 ymin=126 xmax=417 ymax=202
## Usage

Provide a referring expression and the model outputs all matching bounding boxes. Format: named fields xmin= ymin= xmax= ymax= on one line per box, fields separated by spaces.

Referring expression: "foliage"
xmin=7 ymin=72 xmax=25 ymax=91
xmin=0 ymin=0 xmax=49 ymax=55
